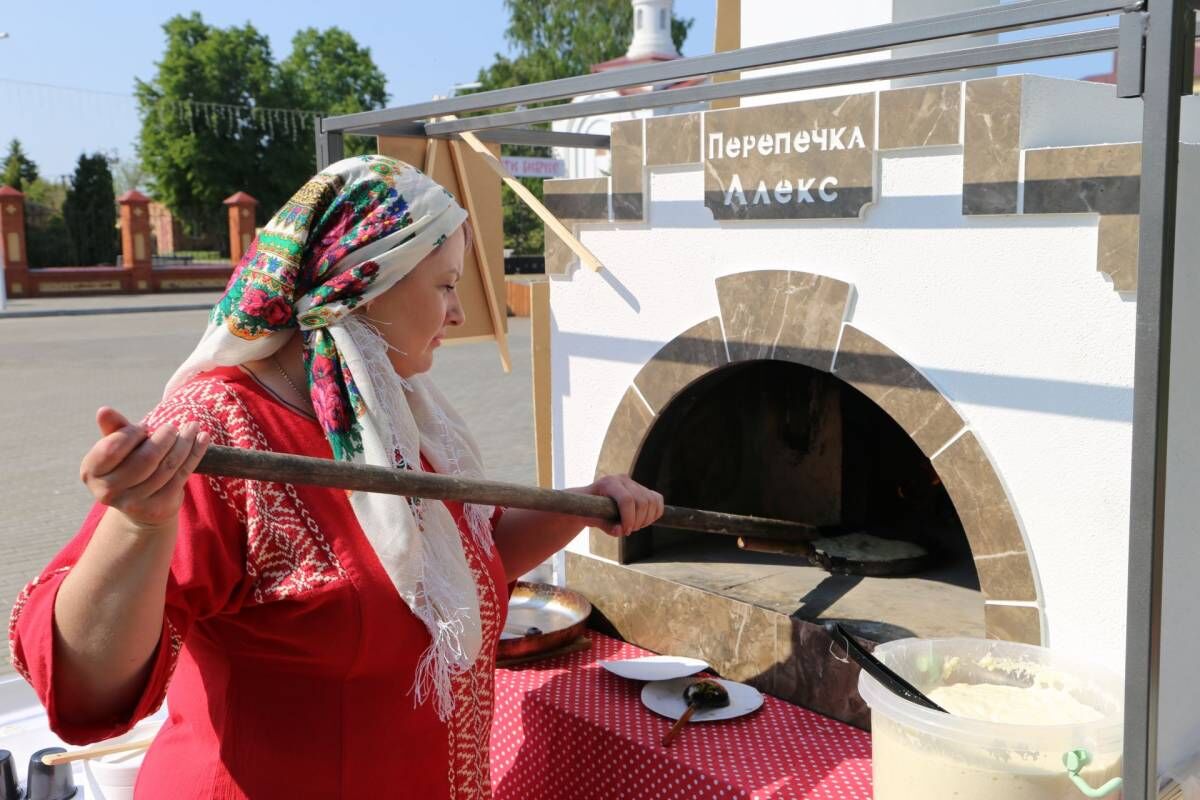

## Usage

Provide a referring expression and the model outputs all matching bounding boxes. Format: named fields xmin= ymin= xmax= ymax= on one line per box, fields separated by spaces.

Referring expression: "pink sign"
xmin=501 ymin=156 xmax=566 ymax=178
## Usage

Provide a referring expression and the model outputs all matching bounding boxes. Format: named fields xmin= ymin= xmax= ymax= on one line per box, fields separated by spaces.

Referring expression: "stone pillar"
xmin=0 ymin=186 xmax=29 ymax=297
xmin=118 ymin=190 xmax=153 ymax=291
xmin=223 ymin=191 xmax=258 ymax=265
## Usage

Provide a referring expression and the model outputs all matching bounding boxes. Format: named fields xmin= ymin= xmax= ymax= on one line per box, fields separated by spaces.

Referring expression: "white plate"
xmin=597 ymin=655 xmax=709 ymax=682
xmin=641 ymin=677 xmax=764 ymax=722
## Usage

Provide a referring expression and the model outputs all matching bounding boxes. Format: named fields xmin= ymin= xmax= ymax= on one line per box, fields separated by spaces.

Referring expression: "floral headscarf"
xmin=166 ymin=155 xmax=493 ymax=719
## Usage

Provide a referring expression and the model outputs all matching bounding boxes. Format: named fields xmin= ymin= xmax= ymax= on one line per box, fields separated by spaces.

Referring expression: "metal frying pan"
xmin=498 ymin=581 xmax=592 ymax=660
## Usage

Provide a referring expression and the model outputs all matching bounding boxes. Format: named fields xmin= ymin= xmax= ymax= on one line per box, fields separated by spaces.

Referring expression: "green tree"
xmin=2 ymin=139 xmax=40 ymax=190
xmin=22 ymin=177 xmax=72 ymax=268
xmin=135 ymin=15 xmax=388 ymax=243
xmin=135 ymin=14 xmax=283 ymax=243
xmin=475 ymin=0 xmax=693 ymax=254
xmin=23 ymin=178 xmax=67 ymax=212
xmin=63 ymin=153 xmax=119 ymax=265
xmin=279 ymin=27 xmax=388 ymax=157
xmin=112 ymin=156 xmax=148 ymax=196
xmin=486 ymin=0 xmax=691 ymax=86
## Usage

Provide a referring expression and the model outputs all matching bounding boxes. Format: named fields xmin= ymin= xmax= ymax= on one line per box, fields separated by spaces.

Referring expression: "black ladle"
xmin=824 ymin=622 xmax=948 ymax=714
xmin=661 ymin=679 xmax=731 ymax=746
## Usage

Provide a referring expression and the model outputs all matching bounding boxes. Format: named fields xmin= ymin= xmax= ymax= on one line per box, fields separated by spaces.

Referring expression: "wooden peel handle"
xmin=196 ymin=445 xmax=818 ymax=542
xmin=738 ymin=536 xmax=832 ymax=568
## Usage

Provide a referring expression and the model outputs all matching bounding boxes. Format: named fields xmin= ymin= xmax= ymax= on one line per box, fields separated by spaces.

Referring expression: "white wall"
xmin=553 ymin=149 xmax=1135 ymax=674
xmin=550 ymin=80 xmax=1200 ymax=771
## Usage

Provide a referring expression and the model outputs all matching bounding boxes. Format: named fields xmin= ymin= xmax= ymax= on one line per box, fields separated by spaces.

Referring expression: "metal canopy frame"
xmin=317 ymin=1 xmax=1195 ymax=796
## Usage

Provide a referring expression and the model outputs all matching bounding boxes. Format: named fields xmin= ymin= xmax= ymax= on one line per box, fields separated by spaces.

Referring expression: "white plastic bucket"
xmin=858 ymin=637 xmax=1123 ymax=800
xmin=81 ymin=720 xmax=161 ymax=800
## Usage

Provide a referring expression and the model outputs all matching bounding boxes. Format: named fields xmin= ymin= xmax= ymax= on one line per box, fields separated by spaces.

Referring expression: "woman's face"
xmin=365 ymin=225 xmax=467 ymax=377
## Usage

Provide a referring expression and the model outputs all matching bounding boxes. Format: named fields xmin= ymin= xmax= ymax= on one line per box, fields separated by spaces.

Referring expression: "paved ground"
xmin=0 ymin=290 xmax=219 ymax=318
xmin=0 ymin=297 xmax=534 ymax=667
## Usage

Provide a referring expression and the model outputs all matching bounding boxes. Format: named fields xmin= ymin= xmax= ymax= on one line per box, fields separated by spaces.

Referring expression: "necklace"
xmin=271 ymin=355 xmax=305 ymax=402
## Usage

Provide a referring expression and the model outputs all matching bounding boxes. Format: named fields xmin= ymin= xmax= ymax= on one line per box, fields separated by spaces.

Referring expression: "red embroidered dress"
xmin=9 ymin=368 xmax=509 ymax=799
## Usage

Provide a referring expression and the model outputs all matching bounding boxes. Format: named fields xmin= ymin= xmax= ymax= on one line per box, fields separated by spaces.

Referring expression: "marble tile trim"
xmin=542 ymin=177 xmax=610 ymax=220
xmin=645 ymin=112 xmax=701 ymax=166
xmin=1024 ymin=144 xmax=1141 ymax=215
xmin=984 ymin=603 xmax=1043 ymax=646
xmin=702 ymin=93 xmax=876 ymax=221
xmin=963 ymin=76 xmax=1022 ymax=215
xmin=832 ymin=325 xmax=966 ymax=458
xmin=1024 ymin=143 xmax=1142 ymax=293
xmin=1097 ymin=214 xmax=1139 ymax=293
xmin=542 ymin=177 xmax=609 ymax=275
xmin=878 ymin=83 xmax=961 ymax=149
xmin=590 ymin=387 xmax=656 ymax=563
xmin=588 ymin=269 xmax=1039 ymax=636
xmin=633 ymin=316 xmax=729 ymax=414
xmin=570 ymin=546 xmax=1040 ymax=722
xmin=610 ymin=119 xmax=645 ymax=221
xmin=716 ymin=270 xmax=851 ymax=369
xmin=933 ymin=431 xmax=1039 ymax=603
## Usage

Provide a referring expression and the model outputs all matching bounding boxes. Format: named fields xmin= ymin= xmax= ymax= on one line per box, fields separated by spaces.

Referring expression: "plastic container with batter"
xmin=859 ymin=637 xmax=1124 ymax=800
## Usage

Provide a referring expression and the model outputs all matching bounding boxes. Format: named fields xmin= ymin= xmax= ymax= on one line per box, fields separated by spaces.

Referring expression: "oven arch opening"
xmin=588 ymin=270 xmax=1042 ymax=645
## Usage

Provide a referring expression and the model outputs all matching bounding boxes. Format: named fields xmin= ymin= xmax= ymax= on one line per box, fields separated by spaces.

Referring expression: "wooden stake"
xmin=455 ymin=129 xmax=605 ymax=273
xmin=448 ymin=138 xmax=512 ymax=373
xmin=423 ymin=135 xmax=440 ymax=177
xmin=531 ymin=278 xmax=553 ymax=488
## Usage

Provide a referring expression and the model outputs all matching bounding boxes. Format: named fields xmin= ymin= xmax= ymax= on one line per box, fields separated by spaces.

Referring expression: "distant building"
xmin=1084 ymin=43 xmax=1200 ymax=92
xmin=553 ymin=0 xmax=705 ymax=180
xmin=554 ymin=0 xmax=1000 ymax=179
xmin=148 ymin=202 xmax=181 ymax=255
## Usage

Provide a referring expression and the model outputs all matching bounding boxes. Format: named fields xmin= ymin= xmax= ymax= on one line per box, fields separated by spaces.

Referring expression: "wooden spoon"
xmin=41 ymin=737 xmax=155 ymax=766
xmin=661 ymin=679 xmax=730 ymax=747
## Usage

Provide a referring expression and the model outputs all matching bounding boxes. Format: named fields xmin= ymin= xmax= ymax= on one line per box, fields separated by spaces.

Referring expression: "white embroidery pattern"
xmin=144 ymin=377 xmax=347 ymax=605
xmin=446 ymin=523 xmax=502 ymax=800
xmin=8 ymin=566 xmax=71 ymax=682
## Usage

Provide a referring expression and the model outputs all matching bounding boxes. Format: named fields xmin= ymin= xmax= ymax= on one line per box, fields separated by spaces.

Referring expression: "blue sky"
xmin=0 ymin=2 xmax=1112 ymax=180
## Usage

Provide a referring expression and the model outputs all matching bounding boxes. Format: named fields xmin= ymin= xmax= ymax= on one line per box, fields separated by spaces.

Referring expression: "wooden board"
xmin=712 ymin=0 xmax=742 ymax=110
xmin=531 ymin=279 xmax=553 ymax=489
xmin=376 ymin=136 xmax=508 ymax=345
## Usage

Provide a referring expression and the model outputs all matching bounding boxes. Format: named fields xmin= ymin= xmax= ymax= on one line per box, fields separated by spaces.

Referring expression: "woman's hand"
xmin=80 ymin=407 xmax=210 ymax=530
xmin=492 ymin=475 xmax=664 ymax=580
xmin=573 ymin=474 xmax=665 ymax=538
xmin=54 ymin=407 xmax=210 ymax=727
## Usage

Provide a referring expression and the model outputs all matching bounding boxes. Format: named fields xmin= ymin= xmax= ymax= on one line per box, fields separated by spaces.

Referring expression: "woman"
xmin=9 ymin=155 xmax=664 ymax=798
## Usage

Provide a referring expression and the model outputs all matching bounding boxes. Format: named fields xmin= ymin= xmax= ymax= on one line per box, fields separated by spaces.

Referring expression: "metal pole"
xmin=420 ymin=29 xmax=1119 ymax=138
xmin=314 ymin=123 xmax=344 ymax=171
xmin=0 ymin=233 xmax=7 ymax=311
xmin=321 ymin=0 xmax=1127 ymax=135
xmin=1123 ymin=1 xmax=1191 ymax=797
xmin=314 ymin=124 xmax=329 ymax=171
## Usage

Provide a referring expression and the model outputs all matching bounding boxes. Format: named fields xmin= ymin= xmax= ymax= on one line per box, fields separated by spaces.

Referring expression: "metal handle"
xmin=824 ymin=622 xmax=948 ymax=713
xmin=1063 ymin=749 xmax=1123 ymax=798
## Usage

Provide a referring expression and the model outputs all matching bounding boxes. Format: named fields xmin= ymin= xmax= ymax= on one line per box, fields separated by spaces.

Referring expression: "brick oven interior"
xmin=620 ymin=359 xmax=984 ymax=643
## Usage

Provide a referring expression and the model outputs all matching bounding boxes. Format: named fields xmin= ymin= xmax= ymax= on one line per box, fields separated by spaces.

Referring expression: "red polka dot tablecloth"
xmin=490 ymin=632 xmax=873 ymax=800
